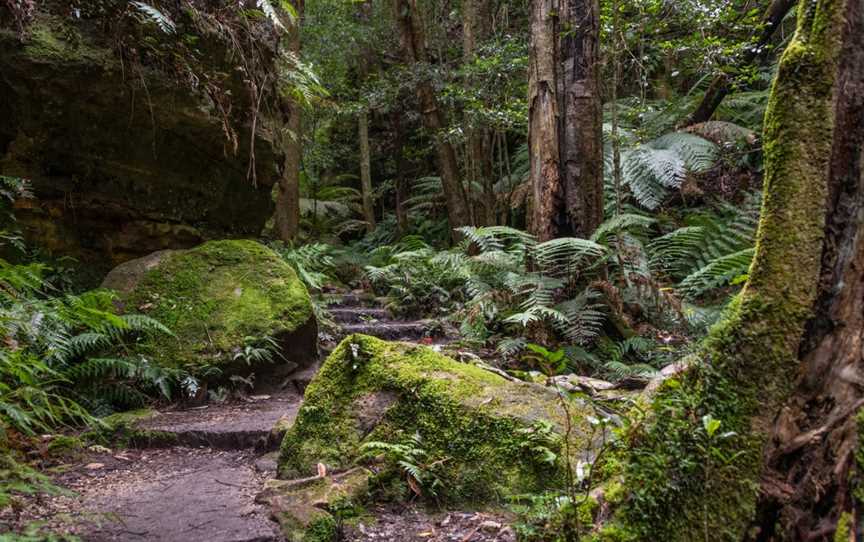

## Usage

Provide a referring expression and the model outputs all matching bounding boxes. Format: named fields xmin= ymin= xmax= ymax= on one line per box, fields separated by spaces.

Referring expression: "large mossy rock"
xmin=278 ymin=334 xmax=593 ymax=503
xmin=0 ymin=14 xmax=278 ymax=264
xmin=102 ymin=240 xmax=317 ymax=377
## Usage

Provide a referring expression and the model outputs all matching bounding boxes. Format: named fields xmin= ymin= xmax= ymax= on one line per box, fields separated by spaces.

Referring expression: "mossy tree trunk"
xmin=593 ymin=0 xmax=857 ymax=539
xmin=274 ymin=0 xmax=305 ymax=243
xmin=750 ymin=0 xmax=864 ymax=537
xmin=392 ymin=0 xmax=473 ymax=240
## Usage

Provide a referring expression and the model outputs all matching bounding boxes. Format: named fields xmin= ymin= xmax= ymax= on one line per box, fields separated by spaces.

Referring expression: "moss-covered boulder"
xmin=102 ymin=240 xmax=317 ymax=378
xmin=278 ymin=334 xmax=593 ymax=503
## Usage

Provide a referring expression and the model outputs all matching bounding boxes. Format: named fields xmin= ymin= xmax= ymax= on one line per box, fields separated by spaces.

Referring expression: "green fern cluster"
xmin=649 ymin=193 xmax=759 ymax=298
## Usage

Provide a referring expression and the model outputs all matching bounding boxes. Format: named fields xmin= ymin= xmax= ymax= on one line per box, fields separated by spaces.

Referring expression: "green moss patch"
xmin=107 ymin=240 xmax=315 ymax=374
xmin=278 ymin=334 xmax=593 ymax=503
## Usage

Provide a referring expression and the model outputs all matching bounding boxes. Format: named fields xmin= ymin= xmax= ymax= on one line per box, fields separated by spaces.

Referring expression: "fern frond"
xmin=131 ymin=2 xmax=176 ymax=33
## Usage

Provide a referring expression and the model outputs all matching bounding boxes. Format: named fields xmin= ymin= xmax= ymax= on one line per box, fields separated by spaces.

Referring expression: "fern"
xmin=608 ymin=131 xmax=720 ymax=210
xmin=648 ymin=192 xmax=759 ymax=298
xmin=678 ymin=248 xmax=755 ymax=299
xmin=130 ymin=2 xmax=176 ymax=34
xmin=256 ymin=0 xmax=286 ymax=31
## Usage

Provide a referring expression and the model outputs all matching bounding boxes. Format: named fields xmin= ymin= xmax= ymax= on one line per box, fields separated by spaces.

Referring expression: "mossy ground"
xmin=126 ymin=240 xmax=313 ymax=372
xmin=279 ymin=334 xmax=593 ymax=504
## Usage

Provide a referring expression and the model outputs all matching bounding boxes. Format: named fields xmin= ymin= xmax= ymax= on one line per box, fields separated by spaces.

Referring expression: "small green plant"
xmin=517 ymin=420 xmax=562 ymax=466
xmin=232 ymin=335 xmax=282 ymax=366
xmin=360 ymin=433 xmax=447 ymax=501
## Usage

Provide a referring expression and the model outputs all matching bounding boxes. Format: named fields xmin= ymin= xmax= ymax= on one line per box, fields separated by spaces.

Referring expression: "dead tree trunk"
xmin=528 ymin=0 xmax=563 ymax=242
xmin=393 ymin=0 xmax=472 ymax=239
xmin=390 ymin=111 xmax=411 ymax=235
xmin=529 ymin=0 xmax=603 ymax=241
xmin=463 ymin=0 xmax=496 ymax=225
xmin=559 ymin=0 xmax=603 ymax=237
xmin=274 ymin=0 xmax=304 ymax=243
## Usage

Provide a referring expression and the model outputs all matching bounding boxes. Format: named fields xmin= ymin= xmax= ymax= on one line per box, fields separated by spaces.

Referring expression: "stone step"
xmin=340 ymin=321 xmax=434 ymax=341
xmin=133 ymin=393 xmax=302 ymax=451
xmin=329 ymin=306 xmax=391 ymax=323
xmin=338 ymin=291 xmax=379 ymax=307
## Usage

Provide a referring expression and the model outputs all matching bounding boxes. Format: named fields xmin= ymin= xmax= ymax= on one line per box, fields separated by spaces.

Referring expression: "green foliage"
xmin=608 ymin=131 xmax=720 ymax=211
xmin=0 ymin=452 xmax=69 ymax=516
xmin=649 ymin=193 xmax=759 ymax=298
xmin=360 ymin=432 xmax=446 ymax=500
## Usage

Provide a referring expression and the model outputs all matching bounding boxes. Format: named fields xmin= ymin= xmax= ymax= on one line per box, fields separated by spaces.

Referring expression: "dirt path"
xmin=14 ymin=291 xmax=517 ymax=541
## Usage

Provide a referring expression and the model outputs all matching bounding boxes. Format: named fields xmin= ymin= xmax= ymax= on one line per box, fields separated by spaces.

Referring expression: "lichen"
xmin=125 ymin=240 xmax=313 ymax=372
xmin=279 ymin=334 xmax=592 ymax=503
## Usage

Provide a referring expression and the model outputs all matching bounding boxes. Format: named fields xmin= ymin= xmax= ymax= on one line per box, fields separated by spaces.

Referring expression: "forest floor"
xmin=9 ymin=292 xmax=516 ymax=541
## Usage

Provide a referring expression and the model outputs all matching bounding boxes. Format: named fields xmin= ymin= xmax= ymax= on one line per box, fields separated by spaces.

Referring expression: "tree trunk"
xmin=528 ymin=0 xmax=603 ymax=241
xmin=592 ymin=0 xmax=853 ymax=538
xmin=358 ymin=110 xmax=376 ymax=232
xmin=392 ymin=0 xmax=472 ymax=239
xmin=682 ymin=0 xmax=797 ymax=127
xmin=274 ymin=0 xmax=304 ymax=243
xmin=463 ymin=0 xmax=495 ymax=226
xmin=528 ymin=0 xmax=563 ymax=242
xmin=750 ymin=0 xmax=864 ymax=537
xmin=559 ymin=0 xmax=603 ymax=237
xmin=390 ymin=111 xmax=411 ymax=235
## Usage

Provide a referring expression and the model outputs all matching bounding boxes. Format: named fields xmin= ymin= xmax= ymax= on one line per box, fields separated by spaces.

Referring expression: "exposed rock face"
xmin=0 ymin=15 xmax=279 ymax=264
xmin=278 ymin=334 xmax=594 ymax=504
xmin=102 ymin=240 xmax=317 ymax=379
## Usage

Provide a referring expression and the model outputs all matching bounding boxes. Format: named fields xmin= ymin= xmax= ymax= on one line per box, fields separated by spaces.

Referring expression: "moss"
xmin=124 ymin=240 xmax=313 ymax=372
xmin=834 ymin=512 xmax=853 ymax=542
xmin=279 ymin=334 xmax=591 ymax=503
xmin=261 ymin=469 xmax=369 ymax=542
xmin=45 ymin=435 xmax=84 ymax=459
xmin=19 ymin=15 xmax=112 ymax=64
xmin=81 ymin=409 xmax=177 ymax=448
xmin=583 ymin=0 xmax=847 ymax=538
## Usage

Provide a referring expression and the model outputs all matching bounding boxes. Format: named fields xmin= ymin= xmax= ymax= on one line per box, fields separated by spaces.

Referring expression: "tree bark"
xmin=528 ymin=0 xmax=603 ymax=241
xmin=750 ymin=0 xmax=864 ymax=537
xmin=392 ymin=0 xmax=472 ymax=239
xmin=463 ymin=0 xmax=496 ymax=226
xmin=390 ymin=111 xmax=411 ymax=235
xmin=274 ymin=0 xmax=304 ymax=243
xmin=592 ymin=0 xmax=853 ymax=538
xmin=358 ymin=111 xmax=376 ymax=232
xmin=528 ymin=0 xmax=563 ymax=242
xmin=559 ymin=0 xmax=603 ymax=237
xmin=682 ymin=0 xmax=797 ymax=127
